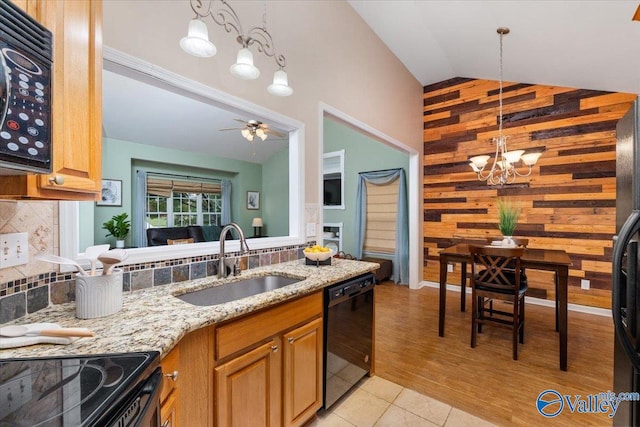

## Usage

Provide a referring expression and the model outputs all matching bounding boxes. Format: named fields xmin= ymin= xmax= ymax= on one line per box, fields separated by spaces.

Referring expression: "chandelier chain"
xmin=498 ymin=30 xmax=504 ymax=136
xmin=467 ymin=27 xmax=542 ymax=185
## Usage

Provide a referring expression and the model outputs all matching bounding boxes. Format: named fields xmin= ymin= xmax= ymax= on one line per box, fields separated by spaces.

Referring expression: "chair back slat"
xmin=469 ymin=245 xmax=524 ymax=294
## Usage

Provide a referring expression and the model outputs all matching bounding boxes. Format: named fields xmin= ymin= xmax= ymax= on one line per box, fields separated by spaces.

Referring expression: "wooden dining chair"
xmin=469 ymin=244 xmax=528 ymax=360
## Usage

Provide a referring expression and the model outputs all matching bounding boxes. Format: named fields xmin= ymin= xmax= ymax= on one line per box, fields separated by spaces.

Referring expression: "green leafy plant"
xmin=497 ymin=198 xmax=521 ymax=236
xmin=102 ymin=212 xmax=131 ymax=240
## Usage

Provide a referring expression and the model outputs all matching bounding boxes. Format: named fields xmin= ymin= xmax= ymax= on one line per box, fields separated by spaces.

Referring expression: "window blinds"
xmin=363 ymin=179 xmax=399 ymax=254
xmin=146 ymin=177 xmax=221 ymax=197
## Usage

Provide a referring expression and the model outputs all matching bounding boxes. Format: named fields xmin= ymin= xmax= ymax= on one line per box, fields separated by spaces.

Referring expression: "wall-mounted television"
xmin=324 ymin=175 xmax=342 ymax=206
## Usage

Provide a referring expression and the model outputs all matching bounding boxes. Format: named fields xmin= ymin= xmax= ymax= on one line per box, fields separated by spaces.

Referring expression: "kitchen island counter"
xmin=1 ymin=258 xmax=378 ymax=359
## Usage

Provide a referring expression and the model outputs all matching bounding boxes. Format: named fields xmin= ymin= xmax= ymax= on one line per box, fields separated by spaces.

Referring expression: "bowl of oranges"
xmin=303 ymin=244 xmax=335 ymax=262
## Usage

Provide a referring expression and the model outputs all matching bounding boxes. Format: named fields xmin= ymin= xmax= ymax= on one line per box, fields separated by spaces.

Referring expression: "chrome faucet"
xmin=218 ymin=223 xmax=250 ymax=279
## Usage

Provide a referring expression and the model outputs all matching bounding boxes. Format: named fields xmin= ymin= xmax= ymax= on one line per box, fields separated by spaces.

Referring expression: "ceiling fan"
xmin=220 ymin=119 xmax=286 ymax=142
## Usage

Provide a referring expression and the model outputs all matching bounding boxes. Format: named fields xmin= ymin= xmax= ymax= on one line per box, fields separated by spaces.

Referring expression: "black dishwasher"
xmin=323 ymin=273 xmax=375 ymax=409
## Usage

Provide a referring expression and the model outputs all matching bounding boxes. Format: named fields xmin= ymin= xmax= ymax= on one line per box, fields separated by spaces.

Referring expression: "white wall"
xmin=102 ymin=0 xmax=423 ymax=203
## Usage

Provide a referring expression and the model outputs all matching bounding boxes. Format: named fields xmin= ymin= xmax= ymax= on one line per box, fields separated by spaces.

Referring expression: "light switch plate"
xmin=306 ymin=223 xmax=316 ymax=237
xmin=580 ymin=279 xmax=590 ymax=290
xmin=0 ymin=232 xmax=29 ymax=269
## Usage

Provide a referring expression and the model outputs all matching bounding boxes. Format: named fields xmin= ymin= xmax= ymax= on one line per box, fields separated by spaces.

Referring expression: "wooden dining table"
xmin=438 ymin=243 xmax=572 ymax=371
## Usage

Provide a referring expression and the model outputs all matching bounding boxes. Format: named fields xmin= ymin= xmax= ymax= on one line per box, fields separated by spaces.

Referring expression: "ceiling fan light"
xmin=267 ymin=70 xmax=293 ymax=96
xmin=180 ymin=19 xmax=217 ymax=58
xmin=241 ymin=129 xmax=251 ymax=139
xmin=230 ymin=48 xmax=260 ymax=80
xmin=255 ymin=128 xmax=266 ymax=139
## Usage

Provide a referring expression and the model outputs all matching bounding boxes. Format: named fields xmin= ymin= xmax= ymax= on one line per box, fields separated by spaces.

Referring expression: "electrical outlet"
xmin=0 ymin=232 xmax=29 ymax=269
xmin=447 ymin=264 xmax=454 ymax=272
xmin=581 ymin=279 xmax=590 ymax=290
xmin=306 ymin=223 xmax=316 ymax=237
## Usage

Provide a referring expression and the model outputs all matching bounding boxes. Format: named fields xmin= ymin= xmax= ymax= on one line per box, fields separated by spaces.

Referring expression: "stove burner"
xmin=0 ymin=352 xmax=158 ymax=427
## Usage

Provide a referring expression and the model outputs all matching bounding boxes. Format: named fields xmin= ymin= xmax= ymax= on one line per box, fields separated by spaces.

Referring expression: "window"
xmin=363 ymin=179 xmax=399 ymax=254
xmin=146 ymin=176 xmax=222 ymax=228
xmin=323 ymin=149 xmax=344 ymax=209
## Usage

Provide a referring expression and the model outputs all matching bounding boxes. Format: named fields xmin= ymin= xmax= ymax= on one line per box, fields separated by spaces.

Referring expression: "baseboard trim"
xmin=417 ymin=280 xmax=611 ymax=318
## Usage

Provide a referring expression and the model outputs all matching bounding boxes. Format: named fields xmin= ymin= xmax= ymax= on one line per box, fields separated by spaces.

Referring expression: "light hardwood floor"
xmin=374 ymin=282 xmax=615 ymax=426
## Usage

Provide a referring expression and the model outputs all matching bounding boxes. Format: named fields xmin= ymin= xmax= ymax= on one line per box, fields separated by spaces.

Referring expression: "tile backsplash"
xmin=0 ymin=201 xmax=59 ymax=283
xmin=0 ymin=200 xmax=312 ymax=324
xmin=0 ymin=243 xmax=308 ymax=324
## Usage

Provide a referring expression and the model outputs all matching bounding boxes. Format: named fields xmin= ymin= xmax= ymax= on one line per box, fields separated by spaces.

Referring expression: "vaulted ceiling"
xmin=349 ymin=1 xmax=640 ymax=95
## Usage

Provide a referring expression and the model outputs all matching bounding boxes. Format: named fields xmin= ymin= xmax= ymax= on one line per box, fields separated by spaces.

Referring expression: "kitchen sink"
xmin=176 ymin=275 xmax=301 ymax=306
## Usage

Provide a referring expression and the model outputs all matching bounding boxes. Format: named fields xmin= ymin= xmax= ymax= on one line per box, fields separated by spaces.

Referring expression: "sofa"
xmin=146 ymin=224 xmax=225 ymax=246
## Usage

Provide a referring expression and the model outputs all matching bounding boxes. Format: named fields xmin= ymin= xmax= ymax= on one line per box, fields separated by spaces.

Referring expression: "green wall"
xmin=79 ymin=137 xmax=288 ymax=248
xmin=261 ymin=148 xmax=289 ymax=237
xmin=323 ymin=118 xmax=409 ymax=256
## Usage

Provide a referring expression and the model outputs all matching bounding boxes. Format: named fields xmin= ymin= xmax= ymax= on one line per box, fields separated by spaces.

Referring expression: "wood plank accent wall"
xmin=422 ymin=77 xmax=636 ymax=308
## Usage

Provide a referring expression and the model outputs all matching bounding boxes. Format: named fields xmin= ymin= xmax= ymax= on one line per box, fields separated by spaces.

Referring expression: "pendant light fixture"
xmin=181 ymin=0 xmax=293 ymax=96
xmin=469 ymin=28 xmax=542 ymax=185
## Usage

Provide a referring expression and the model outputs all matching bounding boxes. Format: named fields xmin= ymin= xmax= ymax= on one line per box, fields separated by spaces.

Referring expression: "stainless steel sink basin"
xmin=176 ymin=275 xmax=301 ymax=306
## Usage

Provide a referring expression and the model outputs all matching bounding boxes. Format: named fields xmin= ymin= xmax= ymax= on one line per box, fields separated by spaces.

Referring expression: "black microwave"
xmin=0 ymin=0 xmax=52 ymax=174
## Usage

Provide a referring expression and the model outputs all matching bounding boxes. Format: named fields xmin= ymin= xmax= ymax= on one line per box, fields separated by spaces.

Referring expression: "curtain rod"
xmin=141 ymin=171 xmax=222 ymax=183
xmin=358 ymin=167 xmax=403 ymax=175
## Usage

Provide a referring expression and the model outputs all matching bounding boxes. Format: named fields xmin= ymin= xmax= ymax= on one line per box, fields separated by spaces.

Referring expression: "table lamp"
xmin=252 ymin=217 xmax=263 ymax=237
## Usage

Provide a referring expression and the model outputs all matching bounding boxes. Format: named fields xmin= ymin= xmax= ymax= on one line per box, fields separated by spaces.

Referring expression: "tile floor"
xmin=311 ymin=376 xmax=497 ymax=427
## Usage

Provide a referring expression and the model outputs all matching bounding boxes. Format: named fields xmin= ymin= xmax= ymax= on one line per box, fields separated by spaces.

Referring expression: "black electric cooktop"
xmin=0 ymin=351 xmax=159 ymax=426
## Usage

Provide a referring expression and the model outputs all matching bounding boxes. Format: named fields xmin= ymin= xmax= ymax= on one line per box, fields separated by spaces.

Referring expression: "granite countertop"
xmin=1 ymin=258 xmax=378 ymax=359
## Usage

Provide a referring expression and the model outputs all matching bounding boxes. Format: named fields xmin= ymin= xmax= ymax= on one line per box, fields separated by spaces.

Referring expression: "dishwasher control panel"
xmin=326 ymin=273 xmax=375 ymax=303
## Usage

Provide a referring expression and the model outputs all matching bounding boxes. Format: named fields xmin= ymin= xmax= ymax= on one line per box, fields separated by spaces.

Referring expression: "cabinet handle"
xmin=271 ymin=345 xmax=278 ymax=352
xmin=162 ymin=419 xmax=171 ymax=427
xmin=288 ymin=337 xmax=295 ymax=344
xmin=164 ymin=370 xmax=179 ymax=381
xmin=48 ymin=175 xmax=64 ymax=185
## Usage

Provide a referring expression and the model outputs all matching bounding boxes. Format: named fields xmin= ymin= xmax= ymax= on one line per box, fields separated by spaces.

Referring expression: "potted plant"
xmin=496 ymin=198 xmax=521 ymax=246
xmin=103 ymin=212 xmax=131 ymax=248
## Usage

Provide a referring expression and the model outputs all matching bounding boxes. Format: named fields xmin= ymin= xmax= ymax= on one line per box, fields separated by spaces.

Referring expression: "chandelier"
xmin=180 ymin=0 xmax=293 ymax=97
xmin=469 ymin=27 xmax=542 ymax=185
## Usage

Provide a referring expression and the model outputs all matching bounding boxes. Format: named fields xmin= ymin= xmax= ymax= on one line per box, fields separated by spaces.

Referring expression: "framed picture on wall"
xmin=97 ymin=179 xmax=123 ymax=206
xmin=247 ymin=191 xmax=260 ymax=210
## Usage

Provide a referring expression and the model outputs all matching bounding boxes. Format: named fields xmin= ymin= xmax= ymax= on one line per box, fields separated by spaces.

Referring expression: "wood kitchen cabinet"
xmin=157 ymin=292 xmax=323 ymax=427
xmin=160 ymin=346 xmax=179 ymax=427
xmin=283 ymin=317 xmax=323 ymax=427
xmin=214 ymin=291 xmax=324 ymax=427
xmin=215 ymin=338 xmax=282 ymax=426
xmin=1 ymin=0 xmax=102 ymax=200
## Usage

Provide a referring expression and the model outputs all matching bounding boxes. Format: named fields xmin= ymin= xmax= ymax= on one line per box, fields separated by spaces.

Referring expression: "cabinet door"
xmin=283 ymin=317 xmax=323 ymax=427
xmin=36 ymin=0 xmax=102 ymax=196
xmin=1 ymin=0 xmax=102 ymax=200
xmin=215 ymin=338 xmax=282 ymax=427
xmin=160 ymin=390 xmax=178 ymax=427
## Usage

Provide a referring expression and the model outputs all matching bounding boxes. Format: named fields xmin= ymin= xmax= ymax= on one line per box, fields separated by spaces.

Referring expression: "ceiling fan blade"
xmin=233 ymin=118 xmax=249 ymax=124
xmin=219 ymin=127 xmax=244 ymax=131
xmin=265 ymin=129 xmax=286 ymax=138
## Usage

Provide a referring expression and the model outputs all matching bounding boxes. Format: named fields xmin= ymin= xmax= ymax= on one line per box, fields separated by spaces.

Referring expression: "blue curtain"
xmin=134 ymin=170 xmax=147 ymax=248
xmin=355 ymin=168 xmax=409 ymax=284
xmin=221 ymin=179 xmax=232 ymax=225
